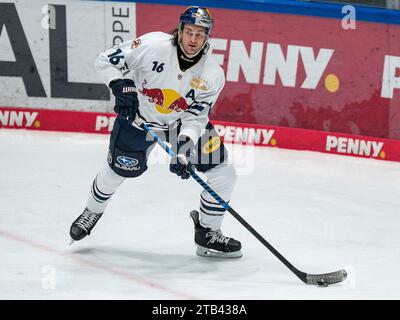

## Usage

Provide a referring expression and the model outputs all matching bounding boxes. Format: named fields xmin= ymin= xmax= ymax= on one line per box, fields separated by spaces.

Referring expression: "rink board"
xmin=1 ymin=106 xmax=399 ymax=162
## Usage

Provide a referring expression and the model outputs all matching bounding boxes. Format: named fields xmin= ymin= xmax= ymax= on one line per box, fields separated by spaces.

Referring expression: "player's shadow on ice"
xmin=71 ymin=246 xmax=244 ymax=278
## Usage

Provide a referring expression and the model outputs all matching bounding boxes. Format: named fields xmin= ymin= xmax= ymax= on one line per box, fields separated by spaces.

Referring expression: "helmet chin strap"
xmin=178 ymin=30 xmax=209 ymax=58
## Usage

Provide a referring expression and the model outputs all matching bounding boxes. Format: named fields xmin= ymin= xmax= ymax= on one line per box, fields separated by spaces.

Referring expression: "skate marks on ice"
xmin=69 ymin=245 xmax=267 ymax=296
xmin=0 ymin=228 xmax=195 ymax=299
xmin=1 ymin=130 xmax=400 ymax=298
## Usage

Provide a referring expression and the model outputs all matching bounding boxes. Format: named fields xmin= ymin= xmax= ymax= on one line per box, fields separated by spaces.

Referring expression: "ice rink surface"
xmin=1 ymin=129 xmax=400 ymax=300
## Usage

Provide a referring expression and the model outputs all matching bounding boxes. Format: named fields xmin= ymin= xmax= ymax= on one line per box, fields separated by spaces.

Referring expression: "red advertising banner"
xmin=0 ymin=107 xmax=114 ymax=134
xmin=2 ymin=107 xmax=400 ymax=162
xmin=135 ymin=4 xmax=400 ymax=140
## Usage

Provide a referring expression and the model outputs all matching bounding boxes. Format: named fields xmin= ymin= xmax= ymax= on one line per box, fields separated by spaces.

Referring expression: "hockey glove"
xmin=170 ymin=135 xmax=195 ymax=180
xmin=109 ymin=79 xmax=139 ymax=123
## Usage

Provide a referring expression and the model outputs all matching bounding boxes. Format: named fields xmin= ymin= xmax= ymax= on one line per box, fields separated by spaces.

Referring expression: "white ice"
xmin=1 ymin=129 xmax=399 ymax=299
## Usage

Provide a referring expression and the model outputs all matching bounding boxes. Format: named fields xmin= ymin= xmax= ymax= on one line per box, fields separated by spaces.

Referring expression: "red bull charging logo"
xmin=139 ymin=80 xmax=188 ymax=114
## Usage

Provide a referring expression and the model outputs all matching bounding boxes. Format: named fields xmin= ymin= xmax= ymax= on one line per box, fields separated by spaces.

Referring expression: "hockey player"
xmin=69 ymin=6 xmax=242 ymax=258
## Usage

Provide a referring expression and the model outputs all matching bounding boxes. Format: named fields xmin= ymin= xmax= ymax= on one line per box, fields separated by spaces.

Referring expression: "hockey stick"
xmin=137 ymin=118 xmax=347 ymax=286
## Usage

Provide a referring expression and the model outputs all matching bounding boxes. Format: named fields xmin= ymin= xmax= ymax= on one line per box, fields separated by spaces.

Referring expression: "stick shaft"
xmin=142 ymin=123 xmax=306 ymax=282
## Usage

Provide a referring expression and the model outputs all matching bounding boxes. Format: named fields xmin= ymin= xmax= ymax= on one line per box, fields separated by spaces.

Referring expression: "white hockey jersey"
xmin=95 ymin=32 xmax=225 ymax=143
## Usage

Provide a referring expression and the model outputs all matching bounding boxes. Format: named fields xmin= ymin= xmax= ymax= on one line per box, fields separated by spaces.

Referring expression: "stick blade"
xmin=306 ymin=269 xmax=347 ymax=286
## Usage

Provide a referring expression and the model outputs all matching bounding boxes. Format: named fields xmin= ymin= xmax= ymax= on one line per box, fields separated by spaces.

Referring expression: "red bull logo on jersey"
xmin=139 ymin=80 xmax=188 ymax=114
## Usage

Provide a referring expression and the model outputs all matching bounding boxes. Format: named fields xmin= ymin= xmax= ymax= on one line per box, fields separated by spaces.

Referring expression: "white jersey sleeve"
xmin=94 ymin=32 xmax=162 ymax=86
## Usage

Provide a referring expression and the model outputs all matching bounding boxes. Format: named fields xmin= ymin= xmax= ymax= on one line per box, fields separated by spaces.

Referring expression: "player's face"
xmin=181 ymin=24 xmax=207 ymax=55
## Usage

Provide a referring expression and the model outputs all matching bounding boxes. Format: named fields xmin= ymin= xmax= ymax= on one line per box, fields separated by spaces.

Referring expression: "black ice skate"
xmin=69 ymin=207 xmax=103 ymax=243
xmin=190 ymin=210 xmax=242 ymax=258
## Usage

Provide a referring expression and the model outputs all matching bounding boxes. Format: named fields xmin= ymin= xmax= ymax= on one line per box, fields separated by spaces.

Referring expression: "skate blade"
xmin=196 ymin=245 xmax=243 ymax=259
